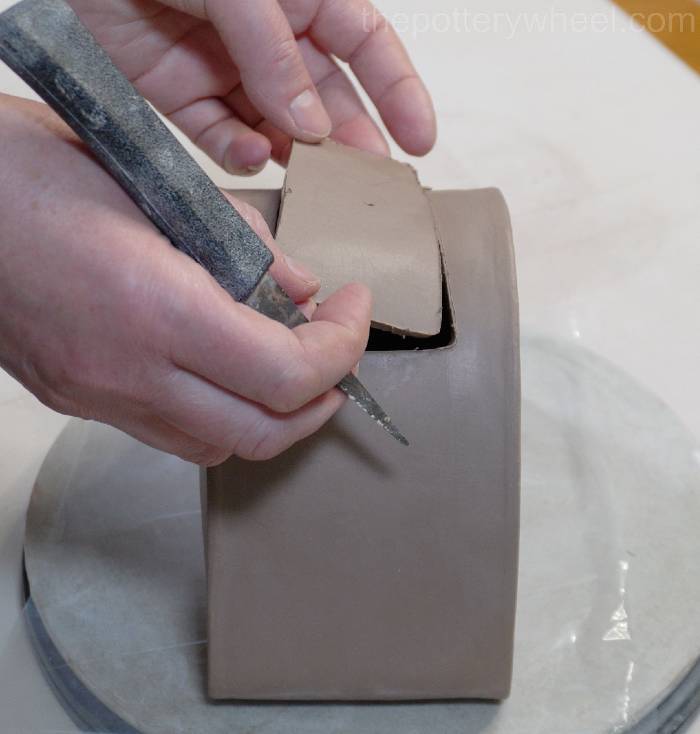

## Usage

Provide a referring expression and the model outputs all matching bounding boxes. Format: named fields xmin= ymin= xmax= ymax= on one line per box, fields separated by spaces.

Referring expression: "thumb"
xmin=201 ymin=0 xmax=331 ymax=141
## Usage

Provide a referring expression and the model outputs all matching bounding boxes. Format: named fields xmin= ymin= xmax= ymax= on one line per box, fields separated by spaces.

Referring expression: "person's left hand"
xmin=68 ymin=0 xmax=437 ymax=173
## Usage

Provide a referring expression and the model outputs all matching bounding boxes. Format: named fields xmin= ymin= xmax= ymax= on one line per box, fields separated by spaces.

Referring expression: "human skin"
xmin=0 ymin=0 xmax=435 ymax=464
xmin=67 ymin=0 xmax=437 ymax=171
xmin=0 ymin=94 xmax=371 ymax=465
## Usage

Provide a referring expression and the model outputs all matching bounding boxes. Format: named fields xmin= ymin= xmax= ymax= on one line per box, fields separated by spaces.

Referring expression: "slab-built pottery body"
xmin=203 ymin=170 xmax=520 ymax=701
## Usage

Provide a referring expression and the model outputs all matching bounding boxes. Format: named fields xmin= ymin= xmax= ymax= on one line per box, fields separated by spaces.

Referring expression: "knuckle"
xmin=33 ymin=378 xmax=73 ymax=416
xmin=267 ymin=37 xmax=304 ymax=77
xmin=30 ymin=353 xmax=83 ymax=416
xmin=133 ymin=367 xmax=174 ymax=414
xmin=107 ymin=253 xmax=172 ymax=350
xmin=373 ymin=13 xmax=390 ymax=34
xmin=266 ymin=355 xmax=319 ymax=414
xmin=235 ymin=422 xmax=285 ymax=462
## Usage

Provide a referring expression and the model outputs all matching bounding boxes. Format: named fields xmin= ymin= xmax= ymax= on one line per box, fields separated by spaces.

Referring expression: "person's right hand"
xmin=0 ymin=94 xmax=371 ymax=465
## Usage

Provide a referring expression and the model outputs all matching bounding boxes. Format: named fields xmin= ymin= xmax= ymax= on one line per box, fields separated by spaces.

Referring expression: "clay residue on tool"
xmin=276 ymin=140 xmax=443 ymax=337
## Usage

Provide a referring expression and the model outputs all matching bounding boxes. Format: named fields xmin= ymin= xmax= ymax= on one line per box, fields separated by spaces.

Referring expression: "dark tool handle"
xmin=0 ymin=0 xmax=273 ymax=303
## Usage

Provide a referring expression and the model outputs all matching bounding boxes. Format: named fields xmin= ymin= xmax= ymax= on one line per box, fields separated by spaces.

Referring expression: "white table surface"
xmin=1 ymin=0 xmax=698 ymax=730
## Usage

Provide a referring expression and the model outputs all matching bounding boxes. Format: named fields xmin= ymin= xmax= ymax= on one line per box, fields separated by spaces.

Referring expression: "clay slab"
xmin=275 ymin=140 xmax=443 ymax=336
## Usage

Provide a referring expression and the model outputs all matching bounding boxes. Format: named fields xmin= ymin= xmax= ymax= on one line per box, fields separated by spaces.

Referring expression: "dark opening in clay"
xmin=366 ymin=273 xmax=455 ymax=352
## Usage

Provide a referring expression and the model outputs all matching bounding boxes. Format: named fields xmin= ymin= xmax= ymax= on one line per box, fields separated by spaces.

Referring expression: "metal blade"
xmin=336 ymin=373 xmax=409 ymax=447
xmin=247 ymin=274 xmax=409 ymax=446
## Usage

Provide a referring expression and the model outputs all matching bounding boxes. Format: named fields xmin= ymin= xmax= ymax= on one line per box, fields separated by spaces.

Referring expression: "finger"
xmin=166 ymin=271 xmax=371 ymax=414
xmin=270 ymin=252 xmax=321 ymax=302
xmin=223 ymin=39 xmax=389 ymax=161
xmin=221 ymin=191 xmax=321 ymax=302
xmin=129 ymin=21 xmax=237 ymax=116
xmin=153 ymin=367 xmax=346 ymax=462
xmin=309 ymin=0 xmax=437 ymax=155
xmin=205 ymin=0 xmax=331 ymax=141
xmin=290 ymin=282 xmax=372 ymax=392
xmin=109 ymin=409 xmax=225 ymax=466
xmin=297 ymin=35 xmax=389 ymax=157
xmin=254 ymin=119 xmax=294 ymax=166
xmin=169 ymin=97 xmax=271 ymax=174
xmin=223 ymin=84 xmax=292 ymax=163
xmin=101 ymin=15 xmax=274 ymax=173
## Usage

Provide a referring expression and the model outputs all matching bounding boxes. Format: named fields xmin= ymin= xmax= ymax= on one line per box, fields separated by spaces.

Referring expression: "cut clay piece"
xmin=275 ymin=139 xmax=443 ymax=337
xmin=203 ymin=187 xmax=520 ymax=701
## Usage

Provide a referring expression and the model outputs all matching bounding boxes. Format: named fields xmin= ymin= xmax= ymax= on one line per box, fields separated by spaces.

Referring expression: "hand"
xmin=67 ymin=0 xmax=436 ymax=173
xmin=0 ymin=95 xmax=371 ymax=465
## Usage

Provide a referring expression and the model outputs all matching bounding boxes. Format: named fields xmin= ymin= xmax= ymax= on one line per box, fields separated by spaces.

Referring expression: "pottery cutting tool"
xmin=0 ymin=0 xmax=408 ymax=446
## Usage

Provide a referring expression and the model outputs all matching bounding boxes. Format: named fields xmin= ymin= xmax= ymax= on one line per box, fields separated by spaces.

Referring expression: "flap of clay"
xmin=275 ymin=140 xmax=443 ymax=337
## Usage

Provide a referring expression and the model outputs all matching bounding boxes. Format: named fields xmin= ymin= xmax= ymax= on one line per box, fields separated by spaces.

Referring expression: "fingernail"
xmin=226 ymin=163 xmax=266 ymax=177
xmin=289 ymin=89 xmax=332 ymax=139
xmin=284 ymin=254 xmax=320 ymax=285
xmin=241 ymin=162 xmax=266 ymax=177
xmin=223 ymin=150 xmax=267 ymax=176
